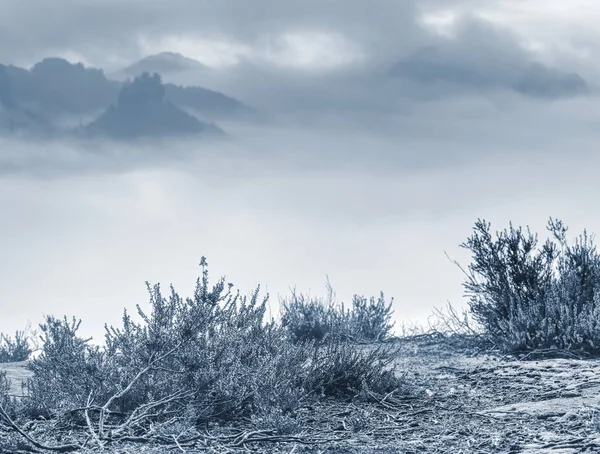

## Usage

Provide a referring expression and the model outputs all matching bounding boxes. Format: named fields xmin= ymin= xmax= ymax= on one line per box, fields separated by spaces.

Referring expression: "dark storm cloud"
xmin=0 ymin=0 xmax=593 ymax=123
xmin=0 ymin=0 xmax=422 ymax=68
xmin=387 ymin=17 xmax=590 ymax=98
xmin=0 ymin=0 xmax=592 ymax=106
xmin=392 ymin=17 xmax=528 ymax=83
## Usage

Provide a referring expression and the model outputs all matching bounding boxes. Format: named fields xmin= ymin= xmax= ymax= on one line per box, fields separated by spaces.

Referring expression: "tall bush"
xmin=461 ymin=218 xmax=600 ymax=352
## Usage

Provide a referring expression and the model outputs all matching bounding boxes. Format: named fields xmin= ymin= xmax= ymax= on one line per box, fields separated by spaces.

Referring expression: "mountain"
xmin=0 ymin=57 xmax=256 ymax=135
xmin=85 ymin=73 xmax=225 ymax=139
xmin=0 ymin=58 xmax=255 ymax=119
xmin=115 ymin=52 xmax=209 ymax=79
xmin=0 ymin=64 xmax=53 ymax=135
xmin=0 ymin=104 xmax=53 ymax=135
xmin=2 ymin=58 xmax=120 ymax=117
xmin=164 ymin=84 xmax=257 ymax=120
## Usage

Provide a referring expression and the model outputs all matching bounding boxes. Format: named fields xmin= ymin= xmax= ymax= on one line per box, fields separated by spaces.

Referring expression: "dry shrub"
xmin=280 ymin=284 xmax=395 ymax=344
xmin=305 ymin=341 xmax=400 ymax=398
xmin=15 ymin=257 xmax=403 ymax=444
xmin=461 ymin=218 xmax=600 ymax=353
xmin=0 ymin=329 xmax=32 ymax=363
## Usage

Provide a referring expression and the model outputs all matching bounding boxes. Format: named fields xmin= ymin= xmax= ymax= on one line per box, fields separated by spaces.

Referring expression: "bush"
xmin=23 ymin=316 xmax=106 ymax=420
xmin=347 ymin=293 xmax=396 ymax=341
xmin=17 ymin=257 xmax=404 ymax=446
xmin=280 ymin=286 xmax=395 ymax=343
xmin=460 ymin=218 xmax=600 ymax=353
xmin=280 ymin=289 xmax=348 ymax=343
xmin=0 ymin=330 xmax=33 ymax=363
xmin=305 ymin=341 xmax=400 ymax=398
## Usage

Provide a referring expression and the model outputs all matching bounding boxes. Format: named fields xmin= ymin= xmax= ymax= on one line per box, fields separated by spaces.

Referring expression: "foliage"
xmin=460 ymin=218 xmax=600 ymax=353
xmin=347 ymin=293 xmax=396 ymax=341
xmin=0 ymin=329 xmax=33 ymax=363
xmin=280 ymin=284 xmax=395 ymax=343
xmin=23 ymin=316 xmax=105 ymax=419
xmin=280 ymin=289 xmax=347 ymax=343
xmin=305 ymin=341 xmax=400 ymax=398
xmin=11 ymin=257 xmax=403 ymax=449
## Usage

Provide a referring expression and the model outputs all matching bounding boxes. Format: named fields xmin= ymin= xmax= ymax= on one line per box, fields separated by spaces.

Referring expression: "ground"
xmin=3 ymin=336 xmax=600 ymax=453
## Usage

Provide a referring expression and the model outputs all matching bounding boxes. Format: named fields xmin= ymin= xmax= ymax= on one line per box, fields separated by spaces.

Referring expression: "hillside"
xmin=85 ymin=73 xmax=225 ymax=139
xmin=165 ymin=83 xmax=257 ymax=120
xmin=1 ymin=58 xmax=121 ymax=117
xmin=0 ymin=57 xmax=254 ymax=131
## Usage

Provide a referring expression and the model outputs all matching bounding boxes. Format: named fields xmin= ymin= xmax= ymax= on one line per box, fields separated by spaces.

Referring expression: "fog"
xmin=2 ymin=0 xmax=600 ymax=343
xmin=2 ymin=92 xmax=600 ymax=343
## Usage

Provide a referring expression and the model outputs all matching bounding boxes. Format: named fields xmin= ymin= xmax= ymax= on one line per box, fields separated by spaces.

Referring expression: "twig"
xmin=111 ymin=389 xmax=193 ymax=437
xmin=98 ymin=341 xmax=185 ymax=438
xmin=171 ymin=434 xmax=187 ymax=453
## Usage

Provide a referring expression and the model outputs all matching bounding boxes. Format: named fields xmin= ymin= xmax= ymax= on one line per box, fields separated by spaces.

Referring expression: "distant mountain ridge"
xmin=0 ymin=56 xmax=256 ymax=137
xmin=85 ymin=73 xmax=225 ymax=139
xmin=164 ymin=84 xmax=256 ymax=119
xmin=1 ymin=58 xmax=121 ymax=118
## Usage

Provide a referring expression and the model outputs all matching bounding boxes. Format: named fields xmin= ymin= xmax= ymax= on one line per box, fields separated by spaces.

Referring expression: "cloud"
xmin=3 ymin=91 xmax=600 ymax=340
xmin=2 ymin=0 xmax=600 ymax=343
xmin=0 ymin=0 xmax=593 ymax=113
xmin=389 ymin=16 xmax=590 ymax=99
xmin=392 ymin=17 xmax=528 ymax=83
xmin=0 ymin=0 xmax=422 ymax=71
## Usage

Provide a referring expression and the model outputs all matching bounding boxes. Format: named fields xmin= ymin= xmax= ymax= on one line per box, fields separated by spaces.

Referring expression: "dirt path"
xmin=389 ymin=336 xmax=600 ymax=452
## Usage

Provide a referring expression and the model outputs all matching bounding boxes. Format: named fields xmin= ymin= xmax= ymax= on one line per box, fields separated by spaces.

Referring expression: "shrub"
xmin=280 ymin=286 xmax=395 ymax=343
xmin=17 ymin=257 xmax=404 ymax=447
xmin=305 ymin=341 xmax=400 ymax=398
xmin=0 ymin=330 xmax=32 ymax=363
xmin=347 ymin=293 xmax=395 ymax=341
xmin=23 ymin=316 xmax=106 ymax=420
xmin=280 ymin=290 xmax=348 ymax=343
xmin=460 ymin=218 xmax=600 ymax=353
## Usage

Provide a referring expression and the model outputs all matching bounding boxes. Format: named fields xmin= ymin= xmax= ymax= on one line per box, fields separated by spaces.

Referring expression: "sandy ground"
xmin=3 ymin=337 xmax=600 ymax=453
xmin=0 ymin=361 xmax=31 ymax=398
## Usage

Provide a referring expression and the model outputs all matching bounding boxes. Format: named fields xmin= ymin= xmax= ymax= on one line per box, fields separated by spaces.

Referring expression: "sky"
xmin=1 ymin=0 xmax=600 ymax=343
xmin=1 ymin=0 xmax=599 ymax=74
